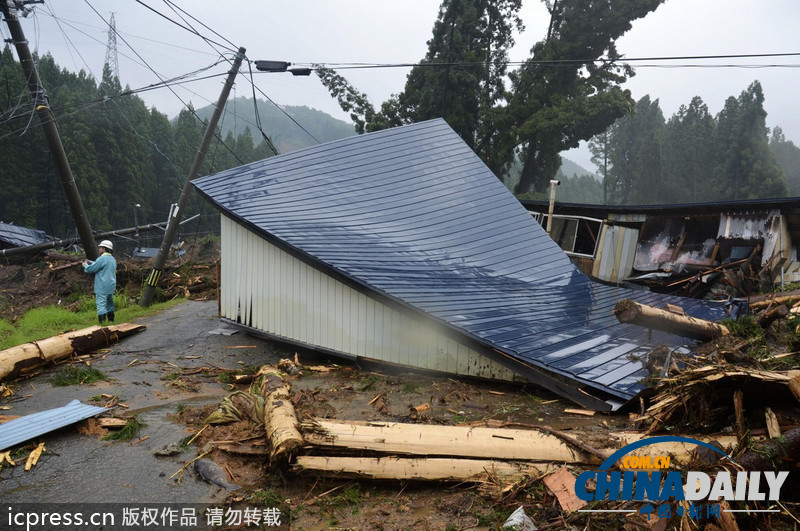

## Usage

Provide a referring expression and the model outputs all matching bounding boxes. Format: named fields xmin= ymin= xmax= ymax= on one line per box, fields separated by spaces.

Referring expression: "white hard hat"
xmin=99 ymin=240 xmax=113 ymax=251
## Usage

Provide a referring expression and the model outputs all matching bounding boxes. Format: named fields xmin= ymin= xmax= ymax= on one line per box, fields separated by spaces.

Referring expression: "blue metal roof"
xmin=194 ymin=119 xmax=728 ymax=410
xmin=0 ymin=222 xmax=49 ymax=249
xmin=0 ymin=400 xmax=108 ymax=451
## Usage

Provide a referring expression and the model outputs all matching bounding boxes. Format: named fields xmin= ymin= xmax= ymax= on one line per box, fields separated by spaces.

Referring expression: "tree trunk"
xmin=614 ymin=299 xmax=730 ymax=341
xmin=0 ymin=323 xmax=146 ymax=382
xmin=260 ymin=374 xmax=303 ymax=463
xmin=294 ymin=455 xmax=552 ymax=482
xmin=301 ymin=418 xmax=601 ymax=464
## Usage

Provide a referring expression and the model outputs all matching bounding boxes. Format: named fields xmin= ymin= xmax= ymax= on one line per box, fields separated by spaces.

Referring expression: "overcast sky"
xmin=7 ymin=0 xmax=800 ymax=172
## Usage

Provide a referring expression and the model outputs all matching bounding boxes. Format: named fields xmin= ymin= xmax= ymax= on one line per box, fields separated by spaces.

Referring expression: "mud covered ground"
xmin=0 ymin=238 xmax=220 ymax=322
xmin=2 ymin=243 xmax=800 ymax=529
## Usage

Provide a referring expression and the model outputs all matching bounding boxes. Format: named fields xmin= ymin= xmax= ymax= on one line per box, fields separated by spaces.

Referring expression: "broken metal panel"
xmin=195 ymin=119 xmax=727 ymax=408
xmin=0 ymin=400 xmax=108 ymax=451
xmin=0 ymin=222 xmax=48 ymax=249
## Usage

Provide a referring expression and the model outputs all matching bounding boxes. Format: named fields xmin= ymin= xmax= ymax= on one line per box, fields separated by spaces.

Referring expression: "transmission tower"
xmin=104 ymin=12 xmax=119 ymax=79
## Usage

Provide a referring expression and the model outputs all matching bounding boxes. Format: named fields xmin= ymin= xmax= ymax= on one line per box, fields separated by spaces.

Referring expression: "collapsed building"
xmin=522 ymin=199 xmax=800 ymax=296
xmin=193 ymin=119 xmax=732 ymax=411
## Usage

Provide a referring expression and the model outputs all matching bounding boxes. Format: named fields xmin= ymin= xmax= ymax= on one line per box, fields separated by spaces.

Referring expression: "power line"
xmin=133 ymin=0 xmax=236 ymax=54
xmin=303 ymin=52 xmax=800 ymax=71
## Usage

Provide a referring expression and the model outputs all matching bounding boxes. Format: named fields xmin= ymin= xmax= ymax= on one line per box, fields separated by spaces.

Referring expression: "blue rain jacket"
xmin=83 ymin=253 xmax=117 ymax=295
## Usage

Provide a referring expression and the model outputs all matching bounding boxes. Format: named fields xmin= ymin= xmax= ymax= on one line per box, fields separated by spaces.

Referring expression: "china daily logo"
xmin=574 ymin=436 xmax=788 ymax=516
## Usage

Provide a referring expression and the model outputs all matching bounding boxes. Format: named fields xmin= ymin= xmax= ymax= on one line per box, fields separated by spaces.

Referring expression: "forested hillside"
xmin=194 ymin=97 xmax=354 ymax=154
xmin=0 ymin=48 xmax=355 ymax=241
xmin=589 ymin=82 xmax=799 ymax=205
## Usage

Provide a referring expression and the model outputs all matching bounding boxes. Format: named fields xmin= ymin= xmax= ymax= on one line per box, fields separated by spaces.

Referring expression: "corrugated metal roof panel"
xmin=0 ymin=400 xmax=108 ymax=451
xmin=0 ymin=222 xmax=49 ymax=249
xmin=194 ymin=119 xmax=728 ymax=409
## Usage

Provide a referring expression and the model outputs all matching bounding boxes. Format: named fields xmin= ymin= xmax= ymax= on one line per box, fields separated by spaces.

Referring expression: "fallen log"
xmin=301 ymin=418 xmax=603 ymax=464
xmin=735 ymin=427 xmax=800 ymax=471
xmin=750 ymin=293 xmax=800 ymax=311
xmin=260 ymin=371 xmax=303 ymax=463
xmin=0 ymin=323 xmax=146 ymax=382
xmin=614 ymin=299 xmax=729 ymax=341
xmin=294 ymin=455 xmax=553 ymax=482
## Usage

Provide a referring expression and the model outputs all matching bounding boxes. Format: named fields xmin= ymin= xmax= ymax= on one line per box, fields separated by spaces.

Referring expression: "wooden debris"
xmin=260 ymin=372 xmax=303 ymax=463
xmin=0 ymin=323 xmax=146 ymax=382
xmin=764 ymin=408 xmax=781 ymax=439
xmin=543 ymin=466 xmax=587 ymax=512
xmin=0 ymin=451 xmax=16 ymax=466
xmin=736 ymin=427 xmax=800 ymax=471
xmin=564 ymin=408 xmax=595 ymax=417
xmin=0 ymin=415 xmax=21 ymax=424
xmin=294 ymin=455 xmax=553 ymax=482
xmin=233 ymin=374 xmax=256 ymax=385
xmin=24 ymin=442 xmax=45 ymax=471
xmin=733 ymin=390 xmax=746 ymax=442
xmin=645 ymin=366 xmax=800 ymax=433
xmin=750 ymin=293 xmax=800 ymax=311
xmin=97 ymin=417 xmax=129 ymax=429
xmin=410 ymin=402 xmax=430 ymax=414
xmin=789 ymin=375 xmax=800 ymax=404
xmin=756 ymin=304 xmax=789 ymax=328
xmin=614 ymin=299 xmax=729 ymax=341
xmin=300 ymin=418 xmax=604 ymax=464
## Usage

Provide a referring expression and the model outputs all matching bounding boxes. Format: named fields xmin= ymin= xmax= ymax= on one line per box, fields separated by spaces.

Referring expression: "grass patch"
xmin=102 ymin=416 xmax=145 ymax=441
xmin=722 ymin=315 xmax=763 ymax=339
xmin=0 ymin=296 xmax=183 ymax=350
xmin=51 ymin=366 xmax=108 ymax=386
xmin=248 ymin=488 xmax=283 ymax=508
xmin=401 ymin=383 xmax=419 ymax=394
xmin=321 ymin=484 xmax=362 ymax=515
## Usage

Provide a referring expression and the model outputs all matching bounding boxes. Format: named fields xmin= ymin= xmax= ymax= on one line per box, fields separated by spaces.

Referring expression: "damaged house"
xmin=521 ymin=200 xmax=800 ymax=295
xmin=193 ymin=119 xmax=732 ymax=411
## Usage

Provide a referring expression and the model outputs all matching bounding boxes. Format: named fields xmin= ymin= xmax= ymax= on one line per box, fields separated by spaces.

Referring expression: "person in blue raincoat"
xmin=82 ymin=239 xmax=117 ymax=323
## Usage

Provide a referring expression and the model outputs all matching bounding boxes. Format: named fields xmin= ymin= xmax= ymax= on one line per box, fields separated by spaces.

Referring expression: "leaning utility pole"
xmin=139 ymin=47 xmax=246 ymax=307
xmin=1 ymin=1 xmax=99 ymax=260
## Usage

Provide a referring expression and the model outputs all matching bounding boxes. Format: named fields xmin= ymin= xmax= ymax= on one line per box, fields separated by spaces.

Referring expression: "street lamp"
xmin=254 ymin=60 xmax=311 ymax=76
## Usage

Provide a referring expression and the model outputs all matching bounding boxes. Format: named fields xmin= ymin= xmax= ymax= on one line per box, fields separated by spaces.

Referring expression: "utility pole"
xmin=1 ymin=1 xmax=99 ymax=259
xmin=139 ymin=47 xmax=246 ymax=307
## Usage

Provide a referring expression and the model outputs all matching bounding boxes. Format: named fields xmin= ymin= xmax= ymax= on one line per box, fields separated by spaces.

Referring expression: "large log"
xmin=260 ymin=371 xmax=303 ymax=463
xmin=294 ymin=455 xmax=553 ymax=482
xmin=614 ymin=299 xmax=730 ymax=341
xmin=735 ymin=427 xmax=800 ymax=471
xmin=302 ymin=418 xmax=601 ymax=464
xmin=0 ymin=323 xmax=146 ymax=382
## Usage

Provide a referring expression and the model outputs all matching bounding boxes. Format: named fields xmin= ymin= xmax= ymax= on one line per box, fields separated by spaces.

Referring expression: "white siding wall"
xmin=221 ymin=217 xmax=521 ymax=382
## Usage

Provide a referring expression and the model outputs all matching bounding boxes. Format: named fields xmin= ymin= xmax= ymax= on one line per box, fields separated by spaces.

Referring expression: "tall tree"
xmin=317 ymin=0 xmax=522 ymax=169
xmin=589 ymin=130 xmax=611 ymax=204
xmin=713 ymin=81 xmax=787 ymax=200
xmin=663 ymin=96 xmax=715 ymax=202
xmin=508 ymin=0 xmax=664 ymax=195
xmin=605 ymin=95 xmax=666 ymax=204
xmin=770 ymin=126 xmax=800 ymax=195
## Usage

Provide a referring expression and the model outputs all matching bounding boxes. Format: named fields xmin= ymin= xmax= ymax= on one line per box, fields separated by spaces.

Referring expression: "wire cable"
xmin=133 ymin=0 xmax=236 ymax=54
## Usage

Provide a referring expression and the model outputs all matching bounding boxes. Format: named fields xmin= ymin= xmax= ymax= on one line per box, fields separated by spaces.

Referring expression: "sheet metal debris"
xmin=0 ymin=399 xmax=108 ymax=451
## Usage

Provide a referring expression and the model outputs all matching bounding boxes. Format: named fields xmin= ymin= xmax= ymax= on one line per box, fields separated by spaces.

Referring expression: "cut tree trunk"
xmin=294 ymin=455 xmax=553 ymax=482
xmin=614 ymin=299 xmax=730 ymax=341
xmin=260 ymin=373 xmax=303 ymax=463
xmin=0 ymin=323 xmax=146 ymax=382
xmin=302 ymin=418 xmax=604 ymax=464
